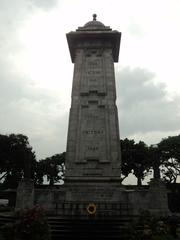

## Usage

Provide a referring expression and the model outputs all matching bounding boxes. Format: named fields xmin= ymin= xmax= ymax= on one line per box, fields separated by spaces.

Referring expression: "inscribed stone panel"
xmin=80 ymin=54 xmax=106 ymax=94
xmin=78 ymin=106 xmax=108 ymax=162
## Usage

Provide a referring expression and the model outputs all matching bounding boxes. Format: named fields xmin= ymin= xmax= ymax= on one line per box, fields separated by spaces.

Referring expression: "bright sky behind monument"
xmin=0 ymin=0 xmax=180 ymax=170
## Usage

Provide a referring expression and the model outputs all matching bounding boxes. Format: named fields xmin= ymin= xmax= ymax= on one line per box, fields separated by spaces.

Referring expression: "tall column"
xmin=65 ymin=15 xmax=121 ymax=183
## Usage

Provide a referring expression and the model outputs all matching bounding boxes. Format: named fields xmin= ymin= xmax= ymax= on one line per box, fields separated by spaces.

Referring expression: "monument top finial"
xmin=74 ymin=13 xmax=112 ymax=37
xmin=93 ymin=14 xmax=97 ymax=21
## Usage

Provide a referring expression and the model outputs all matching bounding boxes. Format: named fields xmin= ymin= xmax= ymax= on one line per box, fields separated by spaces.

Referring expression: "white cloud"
xmin=29 ymin=0 xmax=58 ymax=9
xmin=0 ymin=0 xmax=180 ymax=160
xmin=117 ymin=67 xmax=180 ymax=143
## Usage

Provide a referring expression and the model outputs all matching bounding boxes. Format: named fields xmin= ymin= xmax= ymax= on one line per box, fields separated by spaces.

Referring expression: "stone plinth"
xmin=65 ymin=181 xmax=123 ymax=202
xmin=148 ymin=178 xmax=170 ymax=215
xmin=15 ymin=178 xmax=34 ymax=210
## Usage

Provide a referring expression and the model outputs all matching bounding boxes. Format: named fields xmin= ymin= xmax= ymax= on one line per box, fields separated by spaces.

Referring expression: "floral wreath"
xmin=86 ymin=203 xmax=96 ymax=215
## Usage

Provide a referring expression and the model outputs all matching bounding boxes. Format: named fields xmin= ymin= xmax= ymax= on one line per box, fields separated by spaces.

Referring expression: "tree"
xmin=120 ymin=138 xmax=135 ymax=182
xmin=148 ymin=144 xmax=161 ymax=179
xmin=121 ymin=138 xmax=151 ymax=186
xmin=0 ymin=134 xmax=36 ymax=188
xmin=36 ymin=152 xmax=65 ymax=185
xmin=132 ymin=141 xmax=150 ymax=186
xmin=158 ymin=135 xmax=180 ymax=183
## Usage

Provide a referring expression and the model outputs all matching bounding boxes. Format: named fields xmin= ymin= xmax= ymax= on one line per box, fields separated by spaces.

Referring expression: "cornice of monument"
xmin=66 ymin=14 xmax=121 ymax=63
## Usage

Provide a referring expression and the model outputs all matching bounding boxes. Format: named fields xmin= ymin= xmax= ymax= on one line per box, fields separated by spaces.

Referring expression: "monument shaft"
xmin=66 ymin=17 xmax=121 ymax=182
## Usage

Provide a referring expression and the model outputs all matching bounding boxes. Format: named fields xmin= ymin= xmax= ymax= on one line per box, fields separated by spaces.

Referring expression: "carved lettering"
xmin=87 ymin=70 xmax=101 ymax=75
xmin=89 ymin=61 xmax=99 ymax=67
xmin=85 ymin=114 xmax=98 ymax=120
xmin=83 ymin=130 xmax=104 ymax=134
xmin=87 ymin=146 xmax=98 ymax=151
xmin=89 ymin=78 xmax=97 ymax=82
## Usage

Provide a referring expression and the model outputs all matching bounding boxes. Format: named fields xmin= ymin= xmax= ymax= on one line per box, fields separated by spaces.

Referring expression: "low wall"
xmin=2 ymin=180 xmax=174 ymax=216
xmin=33 ymin=180 xmax=170 ymax=216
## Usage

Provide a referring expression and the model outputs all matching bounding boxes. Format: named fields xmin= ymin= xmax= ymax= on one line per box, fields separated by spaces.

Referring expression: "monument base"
xmin=65 ymin=181 xmax=123 ymax=202
xmin=30 ymin=180 xmax=170 ymax=217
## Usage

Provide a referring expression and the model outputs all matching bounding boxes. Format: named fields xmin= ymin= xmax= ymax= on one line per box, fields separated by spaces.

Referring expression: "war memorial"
xmin=14 ymin=15 xmax=172 ymax=239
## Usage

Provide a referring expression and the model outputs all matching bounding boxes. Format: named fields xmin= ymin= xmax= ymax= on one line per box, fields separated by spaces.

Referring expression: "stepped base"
xmin=0 ymin=214 xmax=134 ymax=240
xmin=48 ymin=215 xmax=133 ymax=240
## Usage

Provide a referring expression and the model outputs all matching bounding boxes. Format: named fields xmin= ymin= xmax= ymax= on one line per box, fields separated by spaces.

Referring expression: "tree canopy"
xmin=0 ymin=132 xmax=179 ymax=187
xmin=121 ymin=138 xmax=151 ymax=186
xmin=36 ymin=152 xmax=65 ymax=185
xmin=0 ymin=134 xmax=36 ymax=188
xmin=121 ymin=134 xmax=180 ymax=185
xmin=158 ymin=135 xmax=180 ymax=183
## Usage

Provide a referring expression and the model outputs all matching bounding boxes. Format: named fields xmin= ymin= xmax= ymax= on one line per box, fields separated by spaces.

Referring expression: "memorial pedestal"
xmin=148 ymin=178 xmax=170 ymax=215
xmin=15 ymin=178 xmax=34 ymax=210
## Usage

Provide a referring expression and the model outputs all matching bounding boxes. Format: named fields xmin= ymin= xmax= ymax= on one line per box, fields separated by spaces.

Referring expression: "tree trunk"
xmin=49 ymin=177 xmax=54 ymax=186
xmin=137 ymin=177 xmax=142 ymax=186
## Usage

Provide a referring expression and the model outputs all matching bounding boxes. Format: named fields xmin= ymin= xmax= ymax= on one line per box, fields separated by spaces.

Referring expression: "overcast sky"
xmin=0 ymin=0 xmax=180 ymax=161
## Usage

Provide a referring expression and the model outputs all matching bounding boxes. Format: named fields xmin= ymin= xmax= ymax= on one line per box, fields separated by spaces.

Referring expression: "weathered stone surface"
xmin=65 ymin=17 xmax=121 ymax=183
xmin=15 ymin=178 xmax=34 ymax=210
xmin=124 ymin=185 xmax=170 ymax=216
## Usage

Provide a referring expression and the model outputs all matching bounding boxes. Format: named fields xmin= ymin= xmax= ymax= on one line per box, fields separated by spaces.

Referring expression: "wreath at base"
xmin=86 ymin=203 xmax=96 ymax=215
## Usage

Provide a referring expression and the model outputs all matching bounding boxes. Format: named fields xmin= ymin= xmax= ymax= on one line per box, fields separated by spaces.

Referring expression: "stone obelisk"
xmin=65 ymin=15 xmax=121 ymax=187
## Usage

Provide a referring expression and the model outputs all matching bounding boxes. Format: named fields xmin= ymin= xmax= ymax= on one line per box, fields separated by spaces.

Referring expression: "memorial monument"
xmin=15 ymin=15 xmax=169 ymax=220
xmin=64 ymin=14 xmax=123 ymax=204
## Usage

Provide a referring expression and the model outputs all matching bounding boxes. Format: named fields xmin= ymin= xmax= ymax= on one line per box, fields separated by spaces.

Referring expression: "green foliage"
xmin=1 ymin=206 xmax=51 ymax=240
xmin=128 ymin=212 xmax=179 ymax=240
xmin=0 ymin=132 xmax=65 ymax=187
xmin=158 ymin=135 xmax=180 ymax=183
xmin=148 ymin=145 xmax=161 ymax=179
xmin=0 ymin=134 xmax=36 ymax=189
xmin=121 ymin=138 xmax=135 ymax=179
xmin=121 ymin=138 xmax=150 ymax=185
xmin=0 ymin=223 xmax=14 ymax=240
xmin=36 ymin=152 xmax=65 ymax=185
xmin=121 ymin=134 xmax=180 ymax=185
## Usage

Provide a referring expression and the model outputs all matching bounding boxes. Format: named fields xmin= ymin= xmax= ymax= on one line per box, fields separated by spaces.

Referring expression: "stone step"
xmin=51 ymin=236 xmax=128 ymax=240
xmin=50 ymin=224 xmax=128 ymax=230
xmin=0 ymin=214 xmax=133 ymax=240
xmin=0 ymin=215 xmax=15 ymax=227
xmin=47 ymin=216 xmax=132 ymax=240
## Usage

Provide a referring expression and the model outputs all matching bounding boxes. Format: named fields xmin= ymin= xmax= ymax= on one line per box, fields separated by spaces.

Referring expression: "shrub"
xmin=128 ymin=212 xmax=179 ymax=240
xmin=1 ymin=223 xmax=14 ymax=240
xmin=1 ymin=205 xmax=51 ymax=240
